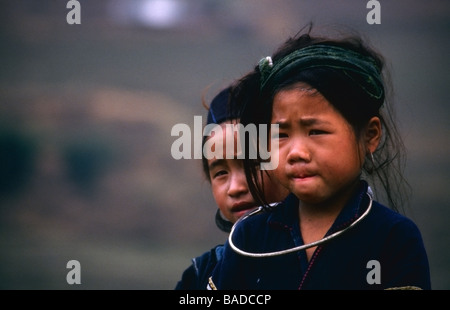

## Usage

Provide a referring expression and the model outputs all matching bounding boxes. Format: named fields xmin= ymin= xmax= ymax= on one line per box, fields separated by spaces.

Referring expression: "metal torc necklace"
xmin=228 ymin=190 xmax=373 ymax=258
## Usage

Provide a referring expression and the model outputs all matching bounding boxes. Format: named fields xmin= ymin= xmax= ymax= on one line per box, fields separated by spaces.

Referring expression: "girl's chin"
xmin=233 ymin=208 xmax=254 ymax=220
xmin=289 ymin=179 xmax=316 ymax=193
xmin=290 ymin=186 xmax=322 ymax=202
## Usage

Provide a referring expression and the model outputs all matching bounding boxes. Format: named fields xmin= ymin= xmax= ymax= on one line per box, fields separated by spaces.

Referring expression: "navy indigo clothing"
xmin=175 ymin=244 xmax=225 ymax=290
xmin=209 ymin=181 xmax=431 ymax=290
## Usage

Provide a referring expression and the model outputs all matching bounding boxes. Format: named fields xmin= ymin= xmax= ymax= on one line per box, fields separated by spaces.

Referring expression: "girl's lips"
xmin=288 ymin=171 xmax=315 ymax=179
xmin=293 ymin=175 xmax=315 ymax=180
xmin=233 ymin=207 xmax=257 ymax=219
xmin=231 ymin=201 xmax=256 ymax=212
xmin=287 ymin=167 xmax=316 ymax=180
xmin=289 ymin=173 xmax=317 ymax=185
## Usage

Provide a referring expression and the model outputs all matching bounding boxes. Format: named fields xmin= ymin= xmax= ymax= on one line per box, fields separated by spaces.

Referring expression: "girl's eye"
xmin=273 ymin=132 xmax=288 ymax=139
xmin=309 ymin=129 xmax=326 ymax=136
xmin=213 ymin=170 xmax=228 ymax=178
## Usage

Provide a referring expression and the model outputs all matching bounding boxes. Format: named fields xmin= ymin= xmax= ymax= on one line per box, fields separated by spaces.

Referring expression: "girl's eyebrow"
xmin=273 ymin=119 xmax=289 ymax=128
xmin=299 ymin=118 xmax=323 ymax=126
xmin=208 ymin=158 xmax=226 ymax=170
xmin=274 ymin=117 xmax=330 ymax=127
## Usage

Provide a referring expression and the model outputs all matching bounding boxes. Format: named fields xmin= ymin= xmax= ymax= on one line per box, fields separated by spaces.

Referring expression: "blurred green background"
xmin=0 ymin=0 xmax=449 ymax=289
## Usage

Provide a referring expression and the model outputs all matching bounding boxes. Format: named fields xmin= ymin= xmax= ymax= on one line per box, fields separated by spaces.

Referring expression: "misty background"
xmin=0 ymin=0 xmax=449 ymax=290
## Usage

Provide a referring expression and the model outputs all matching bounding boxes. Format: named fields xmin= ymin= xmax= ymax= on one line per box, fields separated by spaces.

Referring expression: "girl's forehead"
xmin=272 ymin=88 xmax=330 ymax=116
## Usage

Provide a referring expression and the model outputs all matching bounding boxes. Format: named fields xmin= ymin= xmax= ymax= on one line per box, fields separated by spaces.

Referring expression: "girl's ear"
xmin=365 ymin=116 xmax=382 ymax=154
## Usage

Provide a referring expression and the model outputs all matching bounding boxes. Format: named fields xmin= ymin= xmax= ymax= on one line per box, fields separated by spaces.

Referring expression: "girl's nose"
xmin=286 ymin=137 xmax=311 ymax=164
xmin=227 ymin=172 xmax=249 ymax=197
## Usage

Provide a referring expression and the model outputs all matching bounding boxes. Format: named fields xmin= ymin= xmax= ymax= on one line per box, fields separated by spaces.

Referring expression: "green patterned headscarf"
xmin=258 ymin=44 xmax=384 ymax=105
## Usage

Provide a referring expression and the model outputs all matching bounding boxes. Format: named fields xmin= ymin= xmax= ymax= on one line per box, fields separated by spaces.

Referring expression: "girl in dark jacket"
xmin=175 ymin=85 xmax=288 ymax=290
xmin=208 ymin=28 xmax=431 ymax=290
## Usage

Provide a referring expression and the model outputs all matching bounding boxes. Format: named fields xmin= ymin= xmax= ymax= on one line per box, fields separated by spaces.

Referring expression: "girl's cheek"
xmin=273 ymin=167 xmax=286 ymax=183
xmin=278 ymin=150 xmax=289 ymax=167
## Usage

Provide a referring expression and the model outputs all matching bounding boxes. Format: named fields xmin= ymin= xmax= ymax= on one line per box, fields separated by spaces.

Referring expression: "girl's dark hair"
xmin=238 ymin=25 xmax=410 ymax=213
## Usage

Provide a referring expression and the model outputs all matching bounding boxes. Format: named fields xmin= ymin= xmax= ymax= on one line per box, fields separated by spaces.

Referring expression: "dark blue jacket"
xmin=175 ymin=244 xmax=225 ymax=290
xmin=209 ymin=181 xmax=431 ymax=290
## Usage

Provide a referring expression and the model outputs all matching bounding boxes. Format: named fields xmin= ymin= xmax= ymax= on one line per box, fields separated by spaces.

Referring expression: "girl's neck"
xmin=298 ymin=203 xmax=342 ymax=262
xmin=298 ymin=201 xmax=342 ymax=241
xmin=297 ymin=181 xmax=359 ymax=261
xmin=298 ymin=179 xmax=360 ymax=220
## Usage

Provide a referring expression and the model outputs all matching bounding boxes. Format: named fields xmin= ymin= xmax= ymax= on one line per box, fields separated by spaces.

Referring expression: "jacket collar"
xmin=268 ymin=180 xmax=371 ymax=235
